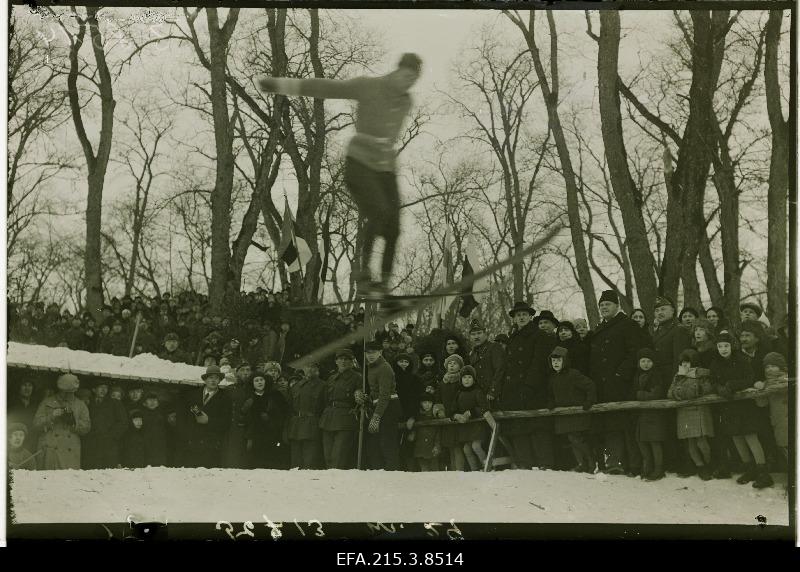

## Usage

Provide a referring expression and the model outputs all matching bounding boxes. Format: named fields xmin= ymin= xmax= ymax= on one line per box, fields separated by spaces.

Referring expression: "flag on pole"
xmin=279 ymin=198 xmax=312 ymax=273
xmin=438 ymin=226 xmax=455 ymax=320
xmin=458 ymin=238 xmax=487 ymax=318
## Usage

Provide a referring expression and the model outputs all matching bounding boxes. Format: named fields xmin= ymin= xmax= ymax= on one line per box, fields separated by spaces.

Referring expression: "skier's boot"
xmin=752 ymin=466 xmax=774 ymax=489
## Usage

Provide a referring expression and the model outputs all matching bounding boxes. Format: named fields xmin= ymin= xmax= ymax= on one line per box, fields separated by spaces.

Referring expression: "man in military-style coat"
xmin=650 ymin=296 xmax=693 ymax=381
xmin=319 ymin=348 xmax=362 ymax=469
xmin=282 ymin=363 xmax=327 ymax=469
xmin=468 ymin=319 xmax=506 ymax=405
xmin=589 ymin=290 xmax=644 ymax=475
xmin=498 ymin=301 xmax=556 ymax=470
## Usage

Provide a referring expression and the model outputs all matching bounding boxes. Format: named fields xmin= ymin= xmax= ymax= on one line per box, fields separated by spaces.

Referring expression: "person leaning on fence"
xmin=710 ymin=331 xmax=773 ymax=489
xmin=547 ymin=346 xmax=597 ymax=474
xmin=667 ymin=349 xmax=715 ymax=480
xmin=633 ymin=348 xmax=668 ymax=481
xmin=453 ymin=365 xmax=495 ymax=471
xmin=759 ymin=352 xmax=789 ymax=468
xmin=409 ymin=394 xmax=442 ymax=471
xmin=320 ymin=348 xmax=361 ymax=469
xmin=34 ymin=373 xmax=91 ymax=470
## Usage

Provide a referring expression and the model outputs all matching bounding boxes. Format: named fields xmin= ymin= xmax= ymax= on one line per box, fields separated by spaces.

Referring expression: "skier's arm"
xmin=257 ymin=76 xmax=370 ymax=100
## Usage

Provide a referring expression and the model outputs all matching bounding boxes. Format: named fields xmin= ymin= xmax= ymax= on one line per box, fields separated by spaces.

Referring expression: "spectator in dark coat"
xmin=84 ymin=380 xmax=128 ymax=469
xmin=631 ymin=308 xmax=653 ymax=348
xmin=320 ymin=349 xmax=361 ymax=469
xmin=547 ymin=346 xmax=596 ymax=473
xmin=633 ymin=348 xmax=668 ymax=480
xmin=158 ymin=332 xmax=192 ymax=364
xmin=8 ymin=379 xmax=40 ymax=446
xmin=409 ymin=396 xmax=441 ymax=471
xmin=176 ymin=365 xmax=233 ymax=468
xmin=498 ymin=301 xmax=556 ymax=471
xmin=555 ymin=321 xmax=591 ymax=376
xmin=244 ymin=374 xmax=289 ymax=469
xmin=467 ymin=319 xmax=506 ymax=404
xmin=710 ymin=331 xmax=773 ymax=489
xmin=122 ymin=410 xmax=147 ymax=468
xmin=281 ymin=364 xmax=326 ymax=469
xmin=223 ymin=362 xmax=253 ymax=469
xmin=101 ymin=320 xmax=130 ymax=356
xmin=141 ymin=393 xmax=167 ymax=466
xmin=589 ymin=290 xmax=644 ymax=476
xmin=453 ymin=365 xmax=495 ymax=471
xmin=394 ymin=353 xmax=422 ymax=471
xmin=361 ymin=342 xmax=402 ymax=471
xmin=704 ymin=306 xmax=729 ymax=335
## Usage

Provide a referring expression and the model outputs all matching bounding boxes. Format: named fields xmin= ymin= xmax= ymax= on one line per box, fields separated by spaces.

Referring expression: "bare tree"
xmin=764 ymin=10 xmax=790 ymax=324
xmin=53 ymin=6 xmax=117 ymax=319
xmin=505 ymin=10 xmax=599 ymax=326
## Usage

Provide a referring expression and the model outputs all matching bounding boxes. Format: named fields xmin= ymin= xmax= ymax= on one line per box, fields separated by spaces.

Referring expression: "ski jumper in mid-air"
xmin=257 ymin=53 xmax=422 ymax=300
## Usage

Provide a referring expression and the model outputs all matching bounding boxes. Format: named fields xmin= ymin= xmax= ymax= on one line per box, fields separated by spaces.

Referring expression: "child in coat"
xmin=634 ymin=348 xmax=668 ymax=481
xmin=8 ymin=422 xmax=37 ymax=470
xmin=409 ymin=396 xmax=442 ymax=471
xmin=758 ymin=352 xmax=789 ymax=465
xmin=710 ymin=331 xmax=772 ymax=489
xmin=439 ymin=354 xmax=467 ymax=471
xmin=453 ymin=366 xmax=495 ymax=471
xmin=667 ymin=349 xmax=715 ymax=480
xmin=547 ymin=346 xmax=596 ymax=474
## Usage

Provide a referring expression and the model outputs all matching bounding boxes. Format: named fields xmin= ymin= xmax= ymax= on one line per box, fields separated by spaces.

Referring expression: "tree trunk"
xmin=597 ymin=11 xmax=660 ymax=311
xmin=660 ymin=11 xmax=729 ymax=304
xmin=765 ymin=10 xmax=789 ymax=325
xmin=65 ymin=8 xmax=116 ymax=320
xmin=512 ymin=11 xmax=599 ymax=325
xmin=206 ymin=7 xmax=240 ymax=315
xmin=698 ymin=229 xmax=724 ymax=307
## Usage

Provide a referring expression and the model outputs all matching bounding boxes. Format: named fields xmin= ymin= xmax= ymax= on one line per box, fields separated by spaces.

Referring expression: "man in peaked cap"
xmin=468 ymin=318 xmax=506 ymax=405
xmin=589 ymin=289 xmax=645 ymax=476
xmin=319 ymin=347 xmax=362 ymax=469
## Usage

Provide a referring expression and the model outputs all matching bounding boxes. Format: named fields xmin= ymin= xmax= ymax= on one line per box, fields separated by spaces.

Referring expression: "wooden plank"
xmin=483 ymin=422 xmax=501 ymax=472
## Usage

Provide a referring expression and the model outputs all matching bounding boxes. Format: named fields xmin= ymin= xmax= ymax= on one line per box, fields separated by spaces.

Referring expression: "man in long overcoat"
xmin=468 ymin=319 xmax=506 ymax=405
xmin=589 ymin=290 xmax=644 ymax=475
xmin=177 ymin=365 xmax=232 ymax=468
xmin=497 ymin=301 xmax=556 ymax=470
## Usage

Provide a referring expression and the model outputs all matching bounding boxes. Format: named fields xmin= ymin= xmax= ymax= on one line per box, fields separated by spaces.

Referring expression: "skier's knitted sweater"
xmin=263 ymin=75 xmax=413 ymax=172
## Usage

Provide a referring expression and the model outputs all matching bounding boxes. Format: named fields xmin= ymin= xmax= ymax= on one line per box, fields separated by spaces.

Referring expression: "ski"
xmin=286 ymin=223 xmax=562 ymax=369
xmin=287 ymin=289 xmax=492 ymax=311
xmin=483 ymin=422 xmax=501 ymax=472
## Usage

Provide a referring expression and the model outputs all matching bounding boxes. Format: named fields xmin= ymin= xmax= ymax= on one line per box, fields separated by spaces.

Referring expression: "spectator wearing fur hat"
xmin=759 ymin=352 xmax=789 ymax=466
xmin=83 ymin=380 xmax=128 ymax=469
xmin=708 ymin=331 xmax=769 ymax=488
xmin=176 ymin=365 xmax=233 ymax=468
xmin=435 ymin=353 xmax=467 ymax=470
xmin=418 ymin=351 xmax=439 ymax=381
xmin=500 ymin=301 xmax=556 ymax=471
xmin=468 ymin=319 xmax=506 ymax=404
xmin=668 ymin=349 xmax=715 ymax=480
xmin=633 ymin=348 xmax=668 ymax=480
xmin=320 ymin=348 xmax=361 ymax=469
xmin=409 ymin=395 xmax=441 ymax=471
xmin=547 ymin=346 xmax=597 ymax=474
xmin=589 ymin=290 xmax=644 ymax=476
xmin=739 ymin=302 xmax=764 ymax=324
xmin=281 ymin=363 xmax=326 ymax=470
xmin=360 ymin=341 xmax=402 ymax=471
xmin=8 ymin=422 xmax=37 ymax=471
xmin=453 ymin=366 xmax=495 ymax=471
xmin=34 ymin=373 xmax=91 ymax=469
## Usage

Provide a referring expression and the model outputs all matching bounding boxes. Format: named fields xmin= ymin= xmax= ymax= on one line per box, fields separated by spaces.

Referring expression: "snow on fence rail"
xmin=404 ymin=381 xmax=791 ymax=428
xmin=6 ymin=342 xmax=231 ymax=387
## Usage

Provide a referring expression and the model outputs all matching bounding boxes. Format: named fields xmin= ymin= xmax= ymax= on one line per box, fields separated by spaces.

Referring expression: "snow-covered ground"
xmin=10 ymin=468 xmax=789 ymax=525
xmin=7 ymin=342 xmax=229 ymax=387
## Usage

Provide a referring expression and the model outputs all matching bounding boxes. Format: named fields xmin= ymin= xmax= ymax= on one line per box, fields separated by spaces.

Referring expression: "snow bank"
xmin=10 ymin=467 xmax=789 ymax=525
xmin=6 ymin=342 xmax=229 ymax=387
